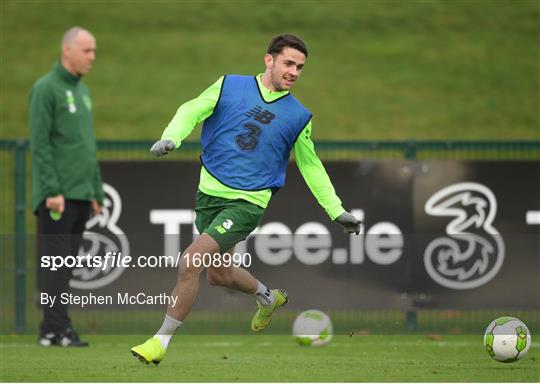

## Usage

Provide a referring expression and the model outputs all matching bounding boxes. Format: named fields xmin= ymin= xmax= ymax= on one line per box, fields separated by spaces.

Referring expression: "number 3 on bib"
xmin=236 ymin=123 xmax=261 ymax=151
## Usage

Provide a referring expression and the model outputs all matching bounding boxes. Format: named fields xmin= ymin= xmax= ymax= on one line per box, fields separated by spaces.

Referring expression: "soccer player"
xmin=131 ymin=33 xmax=361 ymax=364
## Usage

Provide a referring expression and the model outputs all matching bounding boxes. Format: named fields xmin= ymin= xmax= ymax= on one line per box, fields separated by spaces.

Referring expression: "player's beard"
xmin=269 ymin=67 xmax=292 ymax=92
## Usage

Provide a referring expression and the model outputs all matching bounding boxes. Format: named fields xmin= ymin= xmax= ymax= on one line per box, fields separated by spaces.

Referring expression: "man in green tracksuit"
xmin=29 ymin=27 xmax=104 ymax=347
xmin=131 ymin=33 xmax=361 ymax=365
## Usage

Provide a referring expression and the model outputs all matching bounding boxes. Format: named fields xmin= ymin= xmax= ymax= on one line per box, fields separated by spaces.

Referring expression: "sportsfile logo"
xmin=70 ymin=183 xmax=130 ymax=290
xmin=423 ymin=182 xmax=505 ymax=290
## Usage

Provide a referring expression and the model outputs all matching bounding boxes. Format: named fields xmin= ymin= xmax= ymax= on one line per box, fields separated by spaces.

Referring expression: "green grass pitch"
xmin=1 ymin=334 xmax=538 ymax=382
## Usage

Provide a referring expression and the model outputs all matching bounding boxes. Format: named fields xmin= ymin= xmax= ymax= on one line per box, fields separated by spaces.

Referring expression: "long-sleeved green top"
xmin=29 ymin=61 xmax=104 ymax=212
xmin=161 ymin=74 xmax=345 ymax=220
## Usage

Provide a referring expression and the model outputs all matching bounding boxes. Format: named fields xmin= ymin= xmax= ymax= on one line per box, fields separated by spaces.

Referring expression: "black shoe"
xmin=38 ymin=332 xmax=59 ymax=346
xmin=57 ymin=328 xmax=89 ymax=347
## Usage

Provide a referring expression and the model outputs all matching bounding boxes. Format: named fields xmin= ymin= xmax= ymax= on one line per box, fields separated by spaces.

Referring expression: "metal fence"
xmin=1 ymin=139 xmax=539 ymax=334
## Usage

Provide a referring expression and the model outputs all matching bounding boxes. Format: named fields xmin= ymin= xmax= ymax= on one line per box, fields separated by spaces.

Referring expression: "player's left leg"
xmin=206 ymin=247 xmax=257 ymax=293
xmin=206 ymin=249 xmax=288 ymax=332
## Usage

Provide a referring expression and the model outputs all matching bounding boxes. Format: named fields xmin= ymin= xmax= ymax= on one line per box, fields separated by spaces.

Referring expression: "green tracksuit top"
xmin=161 ymin=75 xmax=345 ymax=220
xmin=29 ymin=61 xmax=104 ymax=212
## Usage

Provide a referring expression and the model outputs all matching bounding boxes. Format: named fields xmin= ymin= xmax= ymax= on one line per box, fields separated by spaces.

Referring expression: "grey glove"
xmin=335 ymin=211 xmax=362 ymax=235
xmin=150 ymin=139 xmax=176 ymax=157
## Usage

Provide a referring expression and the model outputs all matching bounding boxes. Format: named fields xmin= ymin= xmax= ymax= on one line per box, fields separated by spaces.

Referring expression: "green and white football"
xmin=292 ymin=309 xmax=333 ymax=347
xmin=483 ymin=316 xmax=531 ymax=363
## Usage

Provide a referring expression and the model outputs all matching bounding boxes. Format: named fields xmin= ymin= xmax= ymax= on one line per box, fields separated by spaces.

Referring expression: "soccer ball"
xmin=292 ymin=309 xmax=333 ymax=346
xmin=483 ymin=317 xmax=531 ymax=363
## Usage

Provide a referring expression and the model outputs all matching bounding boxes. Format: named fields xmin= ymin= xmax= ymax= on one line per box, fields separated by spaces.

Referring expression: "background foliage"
xmin=2 ymin=0 xmax=539 ymax=141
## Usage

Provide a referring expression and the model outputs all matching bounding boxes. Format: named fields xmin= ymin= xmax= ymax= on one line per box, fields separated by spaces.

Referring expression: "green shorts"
xmin=195 ymin=190 xmax=265 ymax=252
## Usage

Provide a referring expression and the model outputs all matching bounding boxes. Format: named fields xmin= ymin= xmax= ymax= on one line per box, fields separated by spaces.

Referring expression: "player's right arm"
xmin=151 ymin=77 xmax=223 ymax=156
xmin=29 ymin=82 xmax=63 ymax=207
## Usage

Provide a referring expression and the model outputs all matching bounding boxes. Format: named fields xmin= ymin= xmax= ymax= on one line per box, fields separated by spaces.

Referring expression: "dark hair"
xmin=267 ymin=33 xmax=308 ymax=58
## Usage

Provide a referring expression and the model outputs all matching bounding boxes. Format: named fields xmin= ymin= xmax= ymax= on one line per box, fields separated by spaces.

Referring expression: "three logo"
xmin=70 ymin=184 xmax=129 ymax=290
xmin=65 ymin=90 xmax=92 ymax=113
xmin=424 ymin=182 xmax=505 ymax=289
xmin=215 ymin=219 xmax=234 ymax=234
xmin=71 ymin=182 xmax=506 ymax=291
